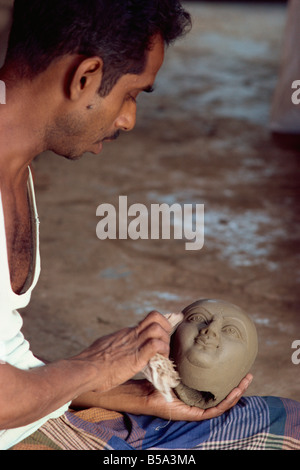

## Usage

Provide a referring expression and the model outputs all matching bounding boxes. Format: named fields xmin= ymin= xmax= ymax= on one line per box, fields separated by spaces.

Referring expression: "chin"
xmin=57 ymin=150 xmax=84 ymax=161
xmin=65 ymin=153 xmax=84 ymax=161
xmin=48 ymin=142 xmax=84 ymax=161
xmin=186 ymin=348 xmax=217 ymax=369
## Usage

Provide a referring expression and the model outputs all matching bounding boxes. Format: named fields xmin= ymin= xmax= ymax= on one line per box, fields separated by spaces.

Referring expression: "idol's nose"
xmin=198 ymin=314 xmax=222 ymax=344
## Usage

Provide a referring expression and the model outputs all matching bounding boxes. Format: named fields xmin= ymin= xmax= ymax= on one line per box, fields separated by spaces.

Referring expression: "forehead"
xmin=118 ymin=34 xmax=165 ymax=91
xmin=183 ymin=304 xmax=248 ymax=333
xmin=183 ymin=300 xmax=245 ymax=318
xmin=144 ymin=34 xmax=165 ymax=76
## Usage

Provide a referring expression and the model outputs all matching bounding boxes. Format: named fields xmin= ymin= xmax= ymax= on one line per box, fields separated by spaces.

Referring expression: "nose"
xmin=199 ymin=314 xmax=222 ymax=342
xmin=115 ymin=101 xmax=137 ymax=132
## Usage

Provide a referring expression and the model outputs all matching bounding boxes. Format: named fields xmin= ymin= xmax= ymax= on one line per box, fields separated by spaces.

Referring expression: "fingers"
xmin=140 ymin=373 xmax=254 ymax=422
xmin=200 ymin=374 xmax=253 ymax=420
xmin=236 ymin=373 xmax=253 ymax=392
xmin=221 ymin=373 xmax=253 ymax=407
xmin=164 ymin=312 xmax=184 ymax=333
xmin=136 ymin=310 xmax=172 ymax=336
xmin=134 ymin=311 xmax=171 ymax=363
xmin=224 ymin=373 xmax=253 ymax=408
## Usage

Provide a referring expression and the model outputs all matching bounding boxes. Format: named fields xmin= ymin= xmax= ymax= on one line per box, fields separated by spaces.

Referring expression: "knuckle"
xmin=147 ymin=310 xmax=162 ymax=321
xmin=148 ymin=323 xmax=170 ymax=343
xmin=147 ymin=337 xmax=169 ymax=354
xmin=149 ymin=322 xmax=163 ymax=335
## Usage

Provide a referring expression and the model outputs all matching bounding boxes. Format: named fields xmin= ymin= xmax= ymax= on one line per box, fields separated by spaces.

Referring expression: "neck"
xmin=0 ymin=66 xmax=50 ymax=186
xmin=174 ymin=381 xmax=216 ymax=410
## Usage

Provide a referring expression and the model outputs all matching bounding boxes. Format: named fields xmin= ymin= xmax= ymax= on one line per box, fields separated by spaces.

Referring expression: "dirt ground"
xmin=1 ymin=2 xmax=299 ymax=403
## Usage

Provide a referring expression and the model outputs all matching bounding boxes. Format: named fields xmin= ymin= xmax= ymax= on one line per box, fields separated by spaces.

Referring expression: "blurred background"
xmin=0 ymin=1 xmax=299 ymax=402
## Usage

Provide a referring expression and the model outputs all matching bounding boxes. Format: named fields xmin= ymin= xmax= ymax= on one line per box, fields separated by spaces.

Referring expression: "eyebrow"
xmin=142 ymin=85 xmax=155 ymax=94
xmin=224 ymin=317 xmax=248 ymax=339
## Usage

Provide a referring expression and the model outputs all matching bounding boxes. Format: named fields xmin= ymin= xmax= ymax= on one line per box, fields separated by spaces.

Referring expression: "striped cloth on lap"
xmin=11 ymin=396 xmax=300 ymax=450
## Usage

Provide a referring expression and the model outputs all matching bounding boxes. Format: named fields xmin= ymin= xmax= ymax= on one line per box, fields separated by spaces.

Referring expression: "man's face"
xmin=47 ymin=35 xmax=164 ymax=159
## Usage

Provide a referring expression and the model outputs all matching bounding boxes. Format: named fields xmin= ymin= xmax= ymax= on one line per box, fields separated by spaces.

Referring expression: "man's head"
xmin=170 ymin=299 xmax=258 ymax=408
xmin=3 ymin=1 xmax=191 ymax=160
xmin=6 ymin=0 xmax=191 ymax=95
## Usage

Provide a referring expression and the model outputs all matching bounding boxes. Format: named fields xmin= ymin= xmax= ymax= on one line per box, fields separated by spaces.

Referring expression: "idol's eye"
xmin=187 ymin=314 xmax=208 ymax=324
xmin=222 ymin=325 xmax=242 ymax=339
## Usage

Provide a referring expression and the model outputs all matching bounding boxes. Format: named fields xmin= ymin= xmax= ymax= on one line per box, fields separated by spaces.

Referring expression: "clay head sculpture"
xmin=169 ymin=299 xmax=258 ymax=409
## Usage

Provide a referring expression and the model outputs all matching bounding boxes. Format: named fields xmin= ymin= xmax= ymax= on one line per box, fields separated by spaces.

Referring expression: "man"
xmin=0 ymin=0 xmax=266 ymax=450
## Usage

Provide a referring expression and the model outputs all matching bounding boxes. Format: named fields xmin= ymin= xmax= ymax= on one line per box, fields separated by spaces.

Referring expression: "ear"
xmin=69 ymin=56 xmax=104 ymax=102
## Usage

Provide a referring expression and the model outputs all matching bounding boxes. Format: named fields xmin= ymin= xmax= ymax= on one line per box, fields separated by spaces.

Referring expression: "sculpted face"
xmin=170 ymin=299 xmax=258 ymax=408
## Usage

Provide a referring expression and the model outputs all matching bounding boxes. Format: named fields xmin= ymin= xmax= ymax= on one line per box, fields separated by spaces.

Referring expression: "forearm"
xmin=0 ymin=311 xmax=171 ymax=429
xmin=71 ymin=375 xmax=254 ymax=422
xmin=71 ymin=380 xmax=150 ymax=414
xmin=0 ymin=358 xmax=97 ymax=429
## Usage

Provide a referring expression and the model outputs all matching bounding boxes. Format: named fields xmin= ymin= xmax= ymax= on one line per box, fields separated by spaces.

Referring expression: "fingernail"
xmin=246 ymin=376 xmax=253 ymax=387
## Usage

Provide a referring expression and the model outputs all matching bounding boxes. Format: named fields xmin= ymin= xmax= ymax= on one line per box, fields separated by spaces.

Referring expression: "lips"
xmin=194 ymin=336 xmax=219 ymax=349
xmin=90 ymin=142 xmax=103 ymax=155
xmin=104 ymin=130 xmax=120 ymax=142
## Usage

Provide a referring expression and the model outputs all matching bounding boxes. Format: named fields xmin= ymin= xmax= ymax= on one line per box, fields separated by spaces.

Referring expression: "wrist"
xmin=55 ymin=357 xmax=100 ymax=399
xmin=72 ymin=380 xmax=152 ymax=414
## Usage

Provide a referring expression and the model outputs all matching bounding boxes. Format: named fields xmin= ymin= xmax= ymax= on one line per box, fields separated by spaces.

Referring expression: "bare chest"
xmin=4 ymin=194 xmax=34 ymax=295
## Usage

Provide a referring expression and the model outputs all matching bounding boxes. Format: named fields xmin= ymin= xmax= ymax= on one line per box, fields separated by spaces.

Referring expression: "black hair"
xmin=5 ymin=0 xmax=191 ymax=96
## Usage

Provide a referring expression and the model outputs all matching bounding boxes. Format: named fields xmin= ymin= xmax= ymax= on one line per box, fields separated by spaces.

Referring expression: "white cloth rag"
xmin=141 ymin=312 xmax=183 ymax=402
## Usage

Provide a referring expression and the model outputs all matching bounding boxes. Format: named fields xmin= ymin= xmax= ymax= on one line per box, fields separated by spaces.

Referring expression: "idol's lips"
xmin=194 ymin=337 xmax=219 ymax=348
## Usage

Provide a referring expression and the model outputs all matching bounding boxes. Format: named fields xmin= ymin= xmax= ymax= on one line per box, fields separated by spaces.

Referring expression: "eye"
xmin=222 ymin=325 xmax=242 ymax=339
xmin=125 ymin=94 xmax=137 ymax=104
xmin=187 ymin=314 xmax=208 ymax=324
